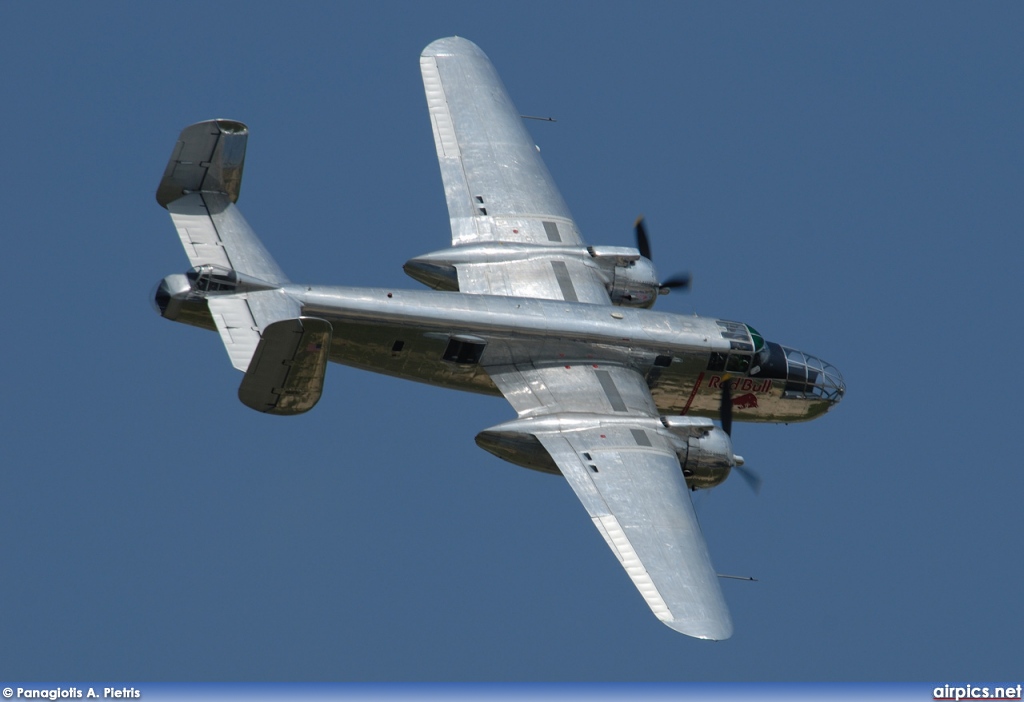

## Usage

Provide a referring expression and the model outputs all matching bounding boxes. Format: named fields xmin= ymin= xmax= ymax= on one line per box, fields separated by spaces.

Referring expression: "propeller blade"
xmin=659 ymin=272 xmax=692 ymax=291
xmin=719 ymin=374 xmax=733 ymax=437
xmin=634 ymin=216 xmax=652 ymax=260
xmin=733 ymin=464 xmax=763 ymax=495
xmin=634 ymin=217 xmax=692 ymax=295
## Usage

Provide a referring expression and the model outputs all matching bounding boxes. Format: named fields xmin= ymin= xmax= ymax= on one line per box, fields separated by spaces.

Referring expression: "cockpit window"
xmin=710 ymin=321 xmax=756 ymax=373
xmin=726 ymin=354 xmax=751 ymax=373
xmin=716 ymin=320 xmax=754 ymax=352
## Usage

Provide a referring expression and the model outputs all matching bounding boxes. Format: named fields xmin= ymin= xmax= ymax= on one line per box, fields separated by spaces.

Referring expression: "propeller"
xmin=719 ymin=374 xmax=762 ymax=495
xmin=634 ymin=216 xmax=692 ymax=294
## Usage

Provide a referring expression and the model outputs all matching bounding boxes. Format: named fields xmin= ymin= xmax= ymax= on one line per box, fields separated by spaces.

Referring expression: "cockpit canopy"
xmin=708 ymin=320 xmax=764 ymax=374
xmin=185 ymin=264 xmax=240 ymax=293
xmin=184 ymin=265 xmax=277 ymax=295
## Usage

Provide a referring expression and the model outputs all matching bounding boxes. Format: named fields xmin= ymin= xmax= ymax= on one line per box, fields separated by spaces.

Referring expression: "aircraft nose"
xmin=782 ymin=347 xmax=845 ymax=405
xmin=826 ymin=363 xmax=846 ymax=404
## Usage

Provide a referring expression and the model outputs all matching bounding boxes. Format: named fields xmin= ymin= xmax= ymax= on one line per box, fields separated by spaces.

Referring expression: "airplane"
xmin=152 ymin=36 xmax=844 ymax=640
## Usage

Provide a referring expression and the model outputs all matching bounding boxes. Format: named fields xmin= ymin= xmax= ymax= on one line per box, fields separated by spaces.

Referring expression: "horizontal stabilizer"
xmin=238 ymin=317 xmax=333 ymax=415
xmin=207 ymin=290 xmax=301 ymax=372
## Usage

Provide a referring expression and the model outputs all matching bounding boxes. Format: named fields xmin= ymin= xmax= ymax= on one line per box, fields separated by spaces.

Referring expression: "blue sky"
xmin=1 ymin=1 xmax=1021 ymax=682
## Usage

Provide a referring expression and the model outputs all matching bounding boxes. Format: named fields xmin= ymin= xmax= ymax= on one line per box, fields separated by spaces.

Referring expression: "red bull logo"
xmin=732 ymin=393 xmax=759 ymax=409
xmin=680 ymin=373 xmax=775 ymax=416
xmin=707 ymin=376 xmax=774 ymax=394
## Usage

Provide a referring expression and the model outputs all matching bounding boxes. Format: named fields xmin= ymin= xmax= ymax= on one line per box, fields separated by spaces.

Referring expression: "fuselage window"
xmin=443 ymin=337 xmax=486 ymax=365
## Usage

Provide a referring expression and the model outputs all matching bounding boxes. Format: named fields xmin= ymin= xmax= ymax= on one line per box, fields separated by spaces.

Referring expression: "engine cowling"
xmin=606 ymin=259 xmax=661 ymax=307
xmin=676 ymin=428 xmax=736 ymax=489
xmin=586 ymin=246 xmax=660 ymax=308
xmin=659 ymin=416 xmax=739 ymax=489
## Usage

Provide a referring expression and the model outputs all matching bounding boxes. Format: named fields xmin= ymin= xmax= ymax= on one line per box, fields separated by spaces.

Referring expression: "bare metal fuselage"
xmin=167 ymin=283 xmax=840 ymax=425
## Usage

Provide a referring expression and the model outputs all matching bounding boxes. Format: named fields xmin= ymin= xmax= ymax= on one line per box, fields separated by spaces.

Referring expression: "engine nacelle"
xmin=659 ymin=416 xmax=738 ymax=489
xmin=677 ymin=428 xmax=736 ymax=489
xmin=403 ymin=244 xmax=664 ymax=308
xmin=587 ymin=246 xmax=660 ymax=308
xmin=476 ymin=414 xmax=740 ymax=491
xmin=607 ymin=259 xmax=661 ymax=308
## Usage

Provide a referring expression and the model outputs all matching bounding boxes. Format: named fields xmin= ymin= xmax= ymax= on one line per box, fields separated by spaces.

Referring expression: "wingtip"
xmin=663 ymin=616 xmax=734 ymax=641
xmin=422 ymin=36 xmax=486 ymax=59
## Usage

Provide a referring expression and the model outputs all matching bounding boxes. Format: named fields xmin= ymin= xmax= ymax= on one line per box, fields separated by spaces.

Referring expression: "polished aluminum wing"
xmin=420 ymin=37 xmax=611 ymax=304
xmin=485 ymin=364 xmax=733 ymax=639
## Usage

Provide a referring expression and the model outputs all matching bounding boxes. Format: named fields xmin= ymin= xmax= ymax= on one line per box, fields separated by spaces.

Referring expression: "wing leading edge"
xmin=485 ymin=364 xmax=733 ymax=640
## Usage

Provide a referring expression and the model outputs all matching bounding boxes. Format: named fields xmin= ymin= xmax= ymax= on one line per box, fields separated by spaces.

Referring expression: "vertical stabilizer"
xmin=156 ymin=119 xmax=288 ymax=286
